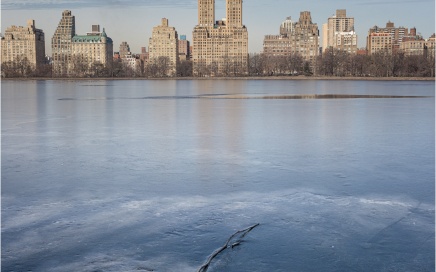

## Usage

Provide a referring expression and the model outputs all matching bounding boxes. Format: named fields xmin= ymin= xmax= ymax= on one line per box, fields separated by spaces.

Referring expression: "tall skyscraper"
xmin=322 ymin=9 xmax=357 ymax=53
xmin=293 ymin=11 xmax=319 ymax=62
xmin=52 ymin=10 xmax=76 ymax=76
xmin=280 ymin=17 xmax=294 ymax=36
xmin=192 ymin=0 xmax=248 ymax=76
xmin=1 ymin=19 xmax=46 ymax=70
xmin=226 ymin=0 xmax=243 ymax=28
xmin=198 ymin=0 xmax=215 ymax=27
xmin=148 ymin=18 xmax=179 ymax=76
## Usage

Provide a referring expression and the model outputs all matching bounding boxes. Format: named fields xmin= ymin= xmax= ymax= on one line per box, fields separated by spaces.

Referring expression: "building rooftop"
xmin=72 ymin=32 xmax=112 ymax=43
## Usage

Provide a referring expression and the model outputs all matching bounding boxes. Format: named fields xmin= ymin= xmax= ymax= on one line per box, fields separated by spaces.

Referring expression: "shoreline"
xmin=2 ymin=76 xmax=435 ymax=81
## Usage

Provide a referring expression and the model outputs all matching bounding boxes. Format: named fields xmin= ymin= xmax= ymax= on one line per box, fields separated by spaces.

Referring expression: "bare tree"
xmin=318 ymin=48 xmax=350 ymax=76
xmin=157 ymin=56 xmax=171 ymax=77
xmin=209 ymin=61 xmax=219 ymax=77
xmin=1 ymin=55 xmax=33 ymax=77
xmin=144 ymin=59 xmax=159 ymax=78
xmin=1 ymin=61 xmax=20 ymax=78
xmin=286 ymin=54 xmax=304 ymax=75
xmin=33 ymin=63 xmax=53 ymax=78
xmin=71 ymin=56 xmax=89 ymax=77
xmin=107 ymin=60 xmax=124 ymax=77
xmin=193 ymin=60 xmax=211 ymax=77
xmin=248 ymin=53 xmax=264 ymax=76
xmin=177 ymin=60 xmax=193 ymax=77
xmin=262 ymin=55 xmax=277 ymax=76
xmin=89 ymin=61 xmax=107 ymax=77
xmin=349 ymin=54 xmax=370 ymax=77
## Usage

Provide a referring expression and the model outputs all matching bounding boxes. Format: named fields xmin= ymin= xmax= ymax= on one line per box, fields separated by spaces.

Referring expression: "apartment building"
xmin=367 ymin=33 xmax=393 ymax=54
xmin=52 ymin=10 xmax=113 ymax=76
xmin=178 ymin=35 xmax=191 ymax=61
xmin=322 ymin=9 xmax=357 ymax=53
xmin=332 ymin=30 xmax=358 ymax=53
xmin=192 ymin=0 xmax=248 ymax=76
xmin=263 ymin=11 xmax=319 ymax=63
xmin=119 ymin=41 xmax=131 ymax=58
xmin=367 ymin=21 xmax=409 ymax=54
xmin=112 ymin=42 xmax=143 ymax=73
xmin=148 ymin=18 xmax=179 ymax=76
xmin=139 ymin=47 xmax=149 ymax=64
xmin=71 ymin=26 xmax=113 ymax=72
xmin=1 ymin=19 xmax=46 ymax=69
xmin=280 ymin=17 xmax=294 ymax=36
xmin=401 ymin=33 xmax=436 ymax=57
xmin=425 ymin=34 xmax=436 ymax=58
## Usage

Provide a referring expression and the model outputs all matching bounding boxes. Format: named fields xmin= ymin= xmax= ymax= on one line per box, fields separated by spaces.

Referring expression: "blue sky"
xmin=2 ymin=0 xmax=435 ymax=54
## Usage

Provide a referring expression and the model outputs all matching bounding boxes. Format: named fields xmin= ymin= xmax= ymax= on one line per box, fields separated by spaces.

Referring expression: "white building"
xmin=322 ymin=9 xmax=357 ymax=53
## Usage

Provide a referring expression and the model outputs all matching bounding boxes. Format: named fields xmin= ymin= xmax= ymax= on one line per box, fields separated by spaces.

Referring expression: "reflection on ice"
xmin=2 ymin=80 xmax=434 ymax=271
xmin=58 ymin=93 xmax=430 ymax=101
xmin=2 ymin=190 xmax=434 ymax=271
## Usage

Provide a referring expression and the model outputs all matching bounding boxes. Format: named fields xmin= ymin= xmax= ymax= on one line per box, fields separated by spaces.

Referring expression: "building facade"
xmin=400 ymin=37 xmax=425 ymax=56
xmin=119 ymin=41 xmax=131 ymax=58
xmin=367 ymin=21 xmax=409 ymax=55
xmin=332 ymin=30 xmax=358 ymax=53
xmin=280 ymin=17 xmax=294 ymax=36
xmin=400 ymin=33 xmax=436 ymax=57
xmin=1 ymin=19 xmax=46 ymax=70
xmin=425 ymin=34 xmax=436 ymax=58
xmin=70 ymin=26 xmax=113 ymax=76
xmin=148 ymin=18 xmax=179 ymax=76
xmin=178 ymin=35 xmax=191 ymax=61
xmin=123 ymin=54 xmax=142 ymax=72
xmin=263 ymin=11 xmax=319 ymax=63
xmin=367 ymin=33 xmax=393 ymax=54
xmin=117 ymin=41 xmax=137 ymax=69
xmin=52 ymin=10 xmax=113 ymax=76
xmin=292 ymin=11 xmax=319 ymax=63
xmin=263 ymin=35 xmax=293 ymax=56
xmin=322 ymin=9 xmax=357 ymax=53
xmin=192 ymin=0 xmax=249 ymax=76
xmin=52 ymin=10 xmax=76 ymax=76
xmin=139 ymin=47 xmax=149 ymax=64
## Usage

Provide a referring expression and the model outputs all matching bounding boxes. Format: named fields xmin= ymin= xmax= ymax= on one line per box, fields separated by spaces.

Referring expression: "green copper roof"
xmin=72 ymin=34 xmax=113 ymax=43
xmin=72 ymin=35 xmax=101 ymax=42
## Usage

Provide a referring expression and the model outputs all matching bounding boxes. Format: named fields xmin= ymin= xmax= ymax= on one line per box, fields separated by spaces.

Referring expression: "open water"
xmin=1 ymin=79 xmax=435 ymax=271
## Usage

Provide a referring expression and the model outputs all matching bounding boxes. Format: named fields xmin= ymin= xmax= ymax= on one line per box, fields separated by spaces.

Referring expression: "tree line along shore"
xmin=2 ymin=49 xmax=435 ymax=79
xmin=4 ymin=77 xmax=434 ymax=81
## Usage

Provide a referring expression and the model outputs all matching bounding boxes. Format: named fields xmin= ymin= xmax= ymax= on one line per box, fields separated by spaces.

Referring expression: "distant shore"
xmin=2 ymin=76 xmax=435 ymax=81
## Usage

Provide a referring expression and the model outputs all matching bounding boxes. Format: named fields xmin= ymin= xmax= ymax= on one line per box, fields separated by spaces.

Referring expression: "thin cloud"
xmin=1 ymin=0 xmax=197 ymax=10
xmin=356 ymin=0 xmax=432 ymax=5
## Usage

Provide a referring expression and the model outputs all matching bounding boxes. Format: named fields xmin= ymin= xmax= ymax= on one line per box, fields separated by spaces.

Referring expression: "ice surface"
xmin=2 ymin=80 xmax=435 ymax=271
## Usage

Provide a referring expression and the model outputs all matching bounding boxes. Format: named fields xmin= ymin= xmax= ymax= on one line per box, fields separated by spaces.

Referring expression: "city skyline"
xmin=2 ymin=0 xmax=435 ymax=55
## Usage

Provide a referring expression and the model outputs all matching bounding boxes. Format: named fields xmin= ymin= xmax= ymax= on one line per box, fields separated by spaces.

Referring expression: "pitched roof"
xmin=72 ymin=33 xmax=113 ymax=43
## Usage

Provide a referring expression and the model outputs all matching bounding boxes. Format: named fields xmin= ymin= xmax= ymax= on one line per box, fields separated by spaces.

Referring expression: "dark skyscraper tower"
xmin=52 ymin=10 xmax=76 ymax=76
